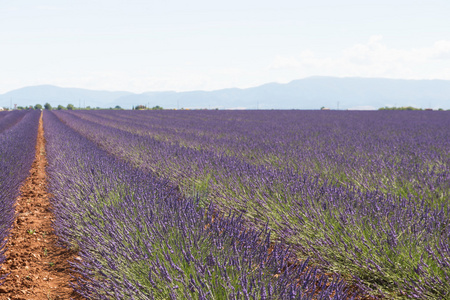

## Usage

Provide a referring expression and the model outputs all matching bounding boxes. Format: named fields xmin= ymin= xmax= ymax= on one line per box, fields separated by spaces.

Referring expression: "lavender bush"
xmin=44 ymin=111 xmax=353 ymax=299
xmin=0 ymin=111 xmax=39 ymax=284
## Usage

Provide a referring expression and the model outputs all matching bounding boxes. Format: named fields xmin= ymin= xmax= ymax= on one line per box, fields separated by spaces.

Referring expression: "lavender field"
xmin=44 ymin=110 xmax=449 ymax=299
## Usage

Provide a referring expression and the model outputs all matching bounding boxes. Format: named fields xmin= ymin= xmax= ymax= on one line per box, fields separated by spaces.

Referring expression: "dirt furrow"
xmin=0 ymin=113 xmax=81 ymax=300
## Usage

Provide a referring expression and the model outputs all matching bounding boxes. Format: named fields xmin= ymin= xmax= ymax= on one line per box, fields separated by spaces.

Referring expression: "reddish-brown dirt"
xmin=0 ymin=113 xmax=82 ymax=300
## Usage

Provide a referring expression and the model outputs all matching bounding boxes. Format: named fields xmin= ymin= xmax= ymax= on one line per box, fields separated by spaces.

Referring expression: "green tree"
xmin=34 ymin=104 xmax=43 ymax=110
xmin=57 ymin=105 xmax=65 ymax=110
xmin=135 ymin=105 xmax=146 ymax=110
xmin=67 ymin=104 xmax=75 ymax=110
xmin=379 ymin=106 xmax=422 ymax=111
xmin=44 ymin=103 xmax=52 ymax=110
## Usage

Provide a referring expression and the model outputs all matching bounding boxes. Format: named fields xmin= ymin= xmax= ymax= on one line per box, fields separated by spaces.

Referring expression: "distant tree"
xmin=44 ymin=103 xmax=52 ymax=110
xmin=57 ymin=105 xmax=65 ymax=110
xmin=135 ymin=105 xmax=146 ymax=110
xmin=34 ymin=104 xmax=43 ymax=110
xmin=86 ymin=106 xmax=91 ymax=110
xmin=379 ymin=106 xmax=422 ymax=111
xmin=151 ymin=105 xmax=163 ymax=110
xmin=114 ymin=105 xmax=122 ymax=110
xmin=17 ymin=106 xmax=24 ymax=110
xmin=67 ymin=104 xmax=75 ymax=110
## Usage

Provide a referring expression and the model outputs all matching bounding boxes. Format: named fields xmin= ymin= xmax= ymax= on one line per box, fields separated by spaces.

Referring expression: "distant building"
xmin=0 ymin=107 xmax=4 ymax=111
xmin=321 ymin=107 xmax=330 ymax=110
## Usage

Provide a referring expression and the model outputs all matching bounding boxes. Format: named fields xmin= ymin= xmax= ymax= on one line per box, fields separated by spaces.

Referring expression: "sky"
xmin=1 ymin=0 xmax=450 ymax=94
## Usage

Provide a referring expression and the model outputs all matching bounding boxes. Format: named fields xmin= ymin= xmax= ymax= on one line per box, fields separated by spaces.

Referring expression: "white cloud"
xmin=269 ymin=36 xmax=450 ymax=80
xmin=429 ymin=40 xmax=450 ymax=59
xmin=368 ymin=35 xmax=383 ymax=44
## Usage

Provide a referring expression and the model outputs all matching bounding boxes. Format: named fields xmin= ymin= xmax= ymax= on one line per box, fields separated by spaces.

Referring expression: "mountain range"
xmin=1 ymin=76 xmax=450 ymax=110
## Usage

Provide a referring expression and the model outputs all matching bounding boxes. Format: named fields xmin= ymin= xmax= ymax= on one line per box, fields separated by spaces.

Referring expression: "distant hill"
xmin=1 ymin=77 xmax=450 ymax=110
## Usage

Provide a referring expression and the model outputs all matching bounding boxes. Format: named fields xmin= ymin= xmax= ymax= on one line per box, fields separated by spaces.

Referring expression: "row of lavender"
xmin=54 ymin=110 xmax=450 ymax=298
xmin=0 ymin=111 xmax=39 ymax=284
xmin=44 ymin=110 xmax=352 ymax=299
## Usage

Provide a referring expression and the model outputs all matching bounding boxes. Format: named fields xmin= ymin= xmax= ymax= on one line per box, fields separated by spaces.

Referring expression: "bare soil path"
xmin=0 ymin=113 xmax=82 ymax=300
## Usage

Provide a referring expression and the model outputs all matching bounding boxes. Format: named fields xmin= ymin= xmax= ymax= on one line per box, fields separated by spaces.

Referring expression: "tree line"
xmin=15 ymin=104 xmax=124 ymax=110
xmin=378 ymin=106 xmax=446 ymax=111
xmin=15 ymin=104 xmax=167 ymax=110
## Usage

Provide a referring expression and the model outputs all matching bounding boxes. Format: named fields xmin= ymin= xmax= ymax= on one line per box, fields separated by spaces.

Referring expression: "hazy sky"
xmin=1 ymin=0 xmax=449 ymax=93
